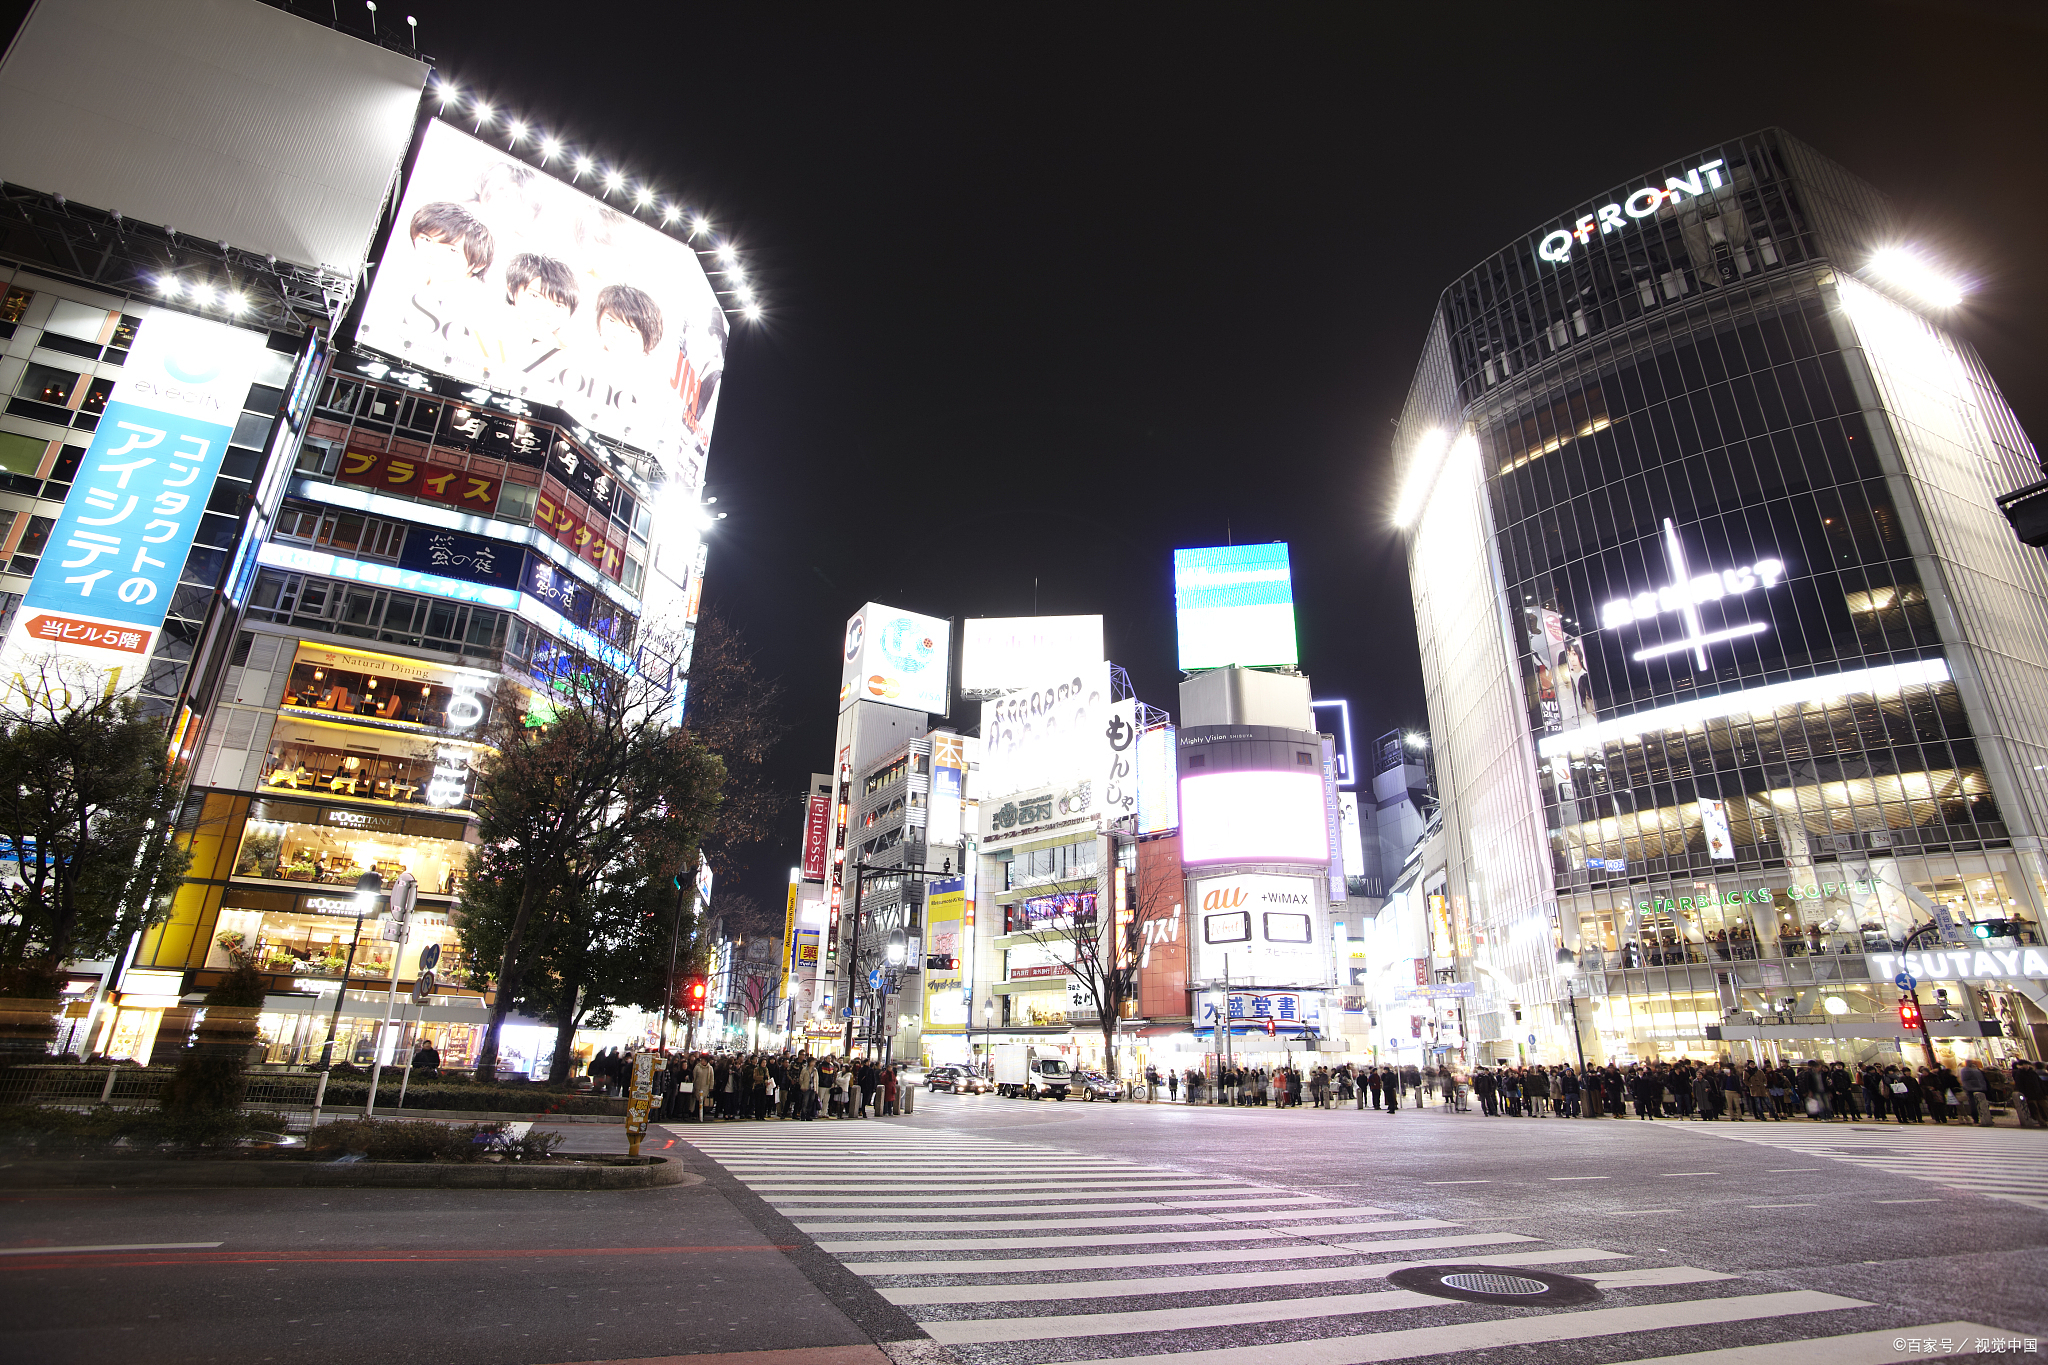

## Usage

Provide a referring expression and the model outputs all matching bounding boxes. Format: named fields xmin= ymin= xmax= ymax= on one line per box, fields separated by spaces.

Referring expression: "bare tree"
xmin=1007 ymin=837 xmax=1182 ymax=1080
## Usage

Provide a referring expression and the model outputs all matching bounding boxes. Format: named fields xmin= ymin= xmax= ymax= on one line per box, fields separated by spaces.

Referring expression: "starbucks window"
xmin=281 ymin=643 xmax=498 ymax=734
xmin=231 ymin=800 xmax=473 ymax=896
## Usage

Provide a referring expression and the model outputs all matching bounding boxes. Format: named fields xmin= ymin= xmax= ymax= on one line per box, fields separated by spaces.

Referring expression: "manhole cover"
xmin=1388 ymin=1264 xmax=1603 ymax=1307
xmin=1442 ymin=1272 xmax=1550 ymax=1296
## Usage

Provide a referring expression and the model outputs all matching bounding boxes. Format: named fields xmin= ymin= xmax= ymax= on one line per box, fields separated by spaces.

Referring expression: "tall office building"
xmin=1393 ymin=129 xmax=2048 ymax=1066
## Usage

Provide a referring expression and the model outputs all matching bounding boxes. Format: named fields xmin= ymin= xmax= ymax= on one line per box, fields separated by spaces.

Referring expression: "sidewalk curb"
xmin=0 ymin=1154 xmax=696 ymax=1190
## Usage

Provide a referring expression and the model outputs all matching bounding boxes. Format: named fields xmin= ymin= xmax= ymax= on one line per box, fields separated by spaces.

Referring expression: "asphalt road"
xmin=1 ymin=1093 xmax=2043 ymax=1365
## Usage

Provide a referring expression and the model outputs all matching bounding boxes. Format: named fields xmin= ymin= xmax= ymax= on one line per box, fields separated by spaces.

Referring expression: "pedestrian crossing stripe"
xmin=1686 ymin=1121 xmax=2048 ymax=1211
xmin=673 ymin=1106 xmax=2036 ymax=1363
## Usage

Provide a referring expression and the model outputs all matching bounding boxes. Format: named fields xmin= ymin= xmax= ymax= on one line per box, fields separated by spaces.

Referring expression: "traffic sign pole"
xmin=364 ymin=871 xmax=419 ymax=1118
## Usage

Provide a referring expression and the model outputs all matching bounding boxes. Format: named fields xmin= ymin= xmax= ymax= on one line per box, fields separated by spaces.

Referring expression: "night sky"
xmin=16 ymin=3 xmax=2048 ymax=913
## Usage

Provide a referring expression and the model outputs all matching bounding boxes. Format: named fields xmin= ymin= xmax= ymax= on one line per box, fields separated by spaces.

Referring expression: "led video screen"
xmin=1173 ymin=543 xmax=1299 ymax=670
xmin=1178 ymin=769 xmax=1329 ymax=865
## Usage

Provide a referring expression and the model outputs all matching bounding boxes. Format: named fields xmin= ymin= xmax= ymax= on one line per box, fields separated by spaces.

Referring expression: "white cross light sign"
xmin=1600 ymin=519 xmax=1784 ymax=670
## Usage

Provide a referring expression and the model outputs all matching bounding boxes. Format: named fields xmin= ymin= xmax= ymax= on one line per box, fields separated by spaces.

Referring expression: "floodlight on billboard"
xmin=960 ymin=615 xmax=1104 ymax=694
xmin=8 ymin=310 xmax=268 ymax=668
xmin=356 ymin=120 xmax=727 ymax=489
xmin=1178 ymin=770 xmax=1329 ymax=866
xmin=1174 ymin=543 xmax=1299 ymax=670
xmin=838 ymin=603 xmax=950 ymax=714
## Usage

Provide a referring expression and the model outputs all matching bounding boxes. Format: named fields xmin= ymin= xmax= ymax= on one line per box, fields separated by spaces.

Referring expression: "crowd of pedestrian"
xmin=604 ymin=1050 xmax=914 ymax=1122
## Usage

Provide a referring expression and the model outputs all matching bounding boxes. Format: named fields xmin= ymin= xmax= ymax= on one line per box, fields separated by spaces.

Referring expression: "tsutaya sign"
xmin=1602 ymin=518 xmax=1785 ymax=670
xmin=1871 ymin=950 xmax=2048 ymax=985
xmin=1537 ymin=159 xmax=1730 ymax=265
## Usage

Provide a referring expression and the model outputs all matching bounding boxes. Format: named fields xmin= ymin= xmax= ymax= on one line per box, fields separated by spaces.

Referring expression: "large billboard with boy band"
xmin=356 ymin=120 xmax=727 ymax=486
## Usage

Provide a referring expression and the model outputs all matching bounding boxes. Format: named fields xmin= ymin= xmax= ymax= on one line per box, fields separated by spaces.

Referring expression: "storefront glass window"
xmin=231 ymin=801 xmax=472 ymax=895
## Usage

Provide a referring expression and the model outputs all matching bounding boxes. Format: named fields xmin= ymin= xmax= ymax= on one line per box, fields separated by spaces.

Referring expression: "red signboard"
xmin=1135 ymin=834 xmax=1188 ymax=1019
xmin=534 ymin=488 xmax=623 ymax=580
xmin=801 ymin=793 xmax=831 ymax=881
xmin=339 ymin=448 xmax=501 ymax=513
xmin=22 ymin=612 xmax=151 ymax=654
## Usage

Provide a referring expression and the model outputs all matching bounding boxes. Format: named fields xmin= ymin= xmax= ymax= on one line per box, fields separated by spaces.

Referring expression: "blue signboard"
xmin=399 ymin=527 xmax=522 ymax=590
xmin=522 ymin=554 xmax=595 ymax=627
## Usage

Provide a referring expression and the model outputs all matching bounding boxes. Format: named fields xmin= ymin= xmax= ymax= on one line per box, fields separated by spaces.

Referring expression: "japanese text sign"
xmin=18 ymin=311 xmax=266 ymax=651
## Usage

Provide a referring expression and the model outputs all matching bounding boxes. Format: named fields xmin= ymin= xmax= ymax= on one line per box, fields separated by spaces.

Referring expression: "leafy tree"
xmin=0 ymin=659 xmax=190 ymax=998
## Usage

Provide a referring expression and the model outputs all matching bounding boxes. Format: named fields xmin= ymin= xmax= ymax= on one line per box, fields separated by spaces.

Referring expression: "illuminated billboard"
xmin=838 ymin=603 xmax=950 ymax=714
xmin=1190 ymin=871 xmax=1326 ymax=986
xmin=1179 ymin=770 xmax=1329 ymax=866
xmin=9 ymin=310 xmax=268 ymax=668
xmin=1136 ymin=724 xmax=1179 ymax=834
xmin=960 ymin=615 xmax=1103 ymax=694
xmin=356 ymin=120 xmax=726 ymax=487
xmin=978 ymin=661 xmax=1110 ymax=802
xmin=1173 ymin=543 xmax=1299 ymax=670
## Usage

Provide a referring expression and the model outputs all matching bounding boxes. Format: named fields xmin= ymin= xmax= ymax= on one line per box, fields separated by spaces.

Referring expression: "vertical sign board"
xmin=1136 ymin=834 xmax=1188 ymax=1018
xmin=1136 ymin=724 xmax=1179 ymax=834
xmin=929 ymin=733 xmax=965 ymax=847
xmin=781 ymin=876 xmax=800 ymax=1007
xmin=624 ymin=1050 xmax=655 ymax=1155
xmin=1321 ymin=735 xmax=1345 ymax=901
xmin=923 ymin=876 xmax=966 ymax=1028
xmin=9 ymin=311 xmax=267 ymax=668
xmin=801 ymin=793 xmax=831 ymax=880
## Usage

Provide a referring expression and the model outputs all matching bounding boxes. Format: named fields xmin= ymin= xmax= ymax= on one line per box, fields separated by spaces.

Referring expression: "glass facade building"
xmin=1395 ymin=129 xmax=2048 ymax=1068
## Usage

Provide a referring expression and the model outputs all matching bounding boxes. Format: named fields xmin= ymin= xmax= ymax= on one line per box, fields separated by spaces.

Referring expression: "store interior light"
xmin=1868 ymin=247 xmax=1964 ymax=309
xmin=1536 ymin=657 xmax=1953 ymax=758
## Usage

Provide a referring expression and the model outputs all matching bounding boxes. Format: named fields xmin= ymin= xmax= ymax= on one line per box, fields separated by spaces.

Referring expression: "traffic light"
xmin=1265 ymin=1016 xmax=1278 ymax=1037
xmin=1898 ymin=997 xmax=1922 ymax=1030
xmin=686 ymin=978 xmax=707 ymax=1011
xmin=1972 ymin=918 xmax=2016 ymax=940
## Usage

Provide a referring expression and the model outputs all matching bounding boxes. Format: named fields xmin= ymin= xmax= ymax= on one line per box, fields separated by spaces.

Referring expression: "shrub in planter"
xmin=308 ymin=1118 xmax=564 ymax=1163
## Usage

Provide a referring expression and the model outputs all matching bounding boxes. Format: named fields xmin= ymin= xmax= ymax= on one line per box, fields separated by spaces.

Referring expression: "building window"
xmin=7 ymin=514 xmax=53 ymax=575
xmin=15 ymin=360 xmax=81 ymax=407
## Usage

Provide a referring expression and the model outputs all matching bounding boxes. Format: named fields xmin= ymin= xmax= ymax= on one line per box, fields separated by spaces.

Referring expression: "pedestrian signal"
xmin=1897 ymin=998 xmax=1922 ymax=1030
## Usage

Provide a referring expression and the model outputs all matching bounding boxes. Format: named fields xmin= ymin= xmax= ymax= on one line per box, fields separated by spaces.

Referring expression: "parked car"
xmin=1075 ymin=1070 xmax=1123 ymax=1102
xmin=926 ymin=1065 xmax=993 ymax=1094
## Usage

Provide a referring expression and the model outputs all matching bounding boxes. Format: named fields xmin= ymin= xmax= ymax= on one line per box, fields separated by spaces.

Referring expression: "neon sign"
xmin=1537 ymin=159 xmax=1727 ymax=266
xmin=1601 ymin=519 xmax=1783 ymax=669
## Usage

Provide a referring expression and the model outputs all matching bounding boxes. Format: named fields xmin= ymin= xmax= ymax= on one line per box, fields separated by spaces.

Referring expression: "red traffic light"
xmin=1265 ymin=1016 xmax=1278 ymax=1037
xmin=1898 ymin=998 xmax=1922 ymax=1030
xmin=686 ymin=979 xmax=707 ymax=1006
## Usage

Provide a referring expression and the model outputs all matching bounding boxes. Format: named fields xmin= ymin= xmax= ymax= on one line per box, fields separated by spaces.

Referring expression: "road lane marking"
xmin=0 ymin=1242 xmax=224 ymax=1256
xmin=1598 ymin=1321 xmax=2011 ymax=1364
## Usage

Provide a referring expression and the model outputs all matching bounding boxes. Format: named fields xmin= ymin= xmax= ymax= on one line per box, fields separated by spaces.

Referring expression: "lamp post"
xmin=981 ymin=1000 xmax=993 ymax=1076
xmin=1555 ymin=946 xmax=1589 ymax=1080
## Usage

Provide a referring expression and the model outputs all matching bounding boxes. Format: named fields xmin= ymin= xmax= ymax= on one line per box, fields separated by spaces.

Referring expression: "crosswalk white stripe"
xmin=876 ymin=1248 xmax=1634 ymax=1304
xmin=1028 ymin=1290 xmax=1870 ymax=1365
xmin=1585 ymin=1266 xmax=1737 ymax=1288
xmin=841 ymin=1232 xmax=1539 ymax=1275
xmin=793 ymin=1214 xmax=1246 ymax=1233
xmin=768 ymin=1198 xmax=1332 ymax=1216
xmin=1598 ymin=1321 xmax=2013 ymax=1364
xmin=922 ymin=1287 xmax=1446 ymax=1345
xmin=817 ymin=1227 xmax=1298 ymax=1252
xmin=747 ymin=1178 xmax=1255 ymax=1190
xmin=762 ymin=1192 xmax=1268 ymax=1205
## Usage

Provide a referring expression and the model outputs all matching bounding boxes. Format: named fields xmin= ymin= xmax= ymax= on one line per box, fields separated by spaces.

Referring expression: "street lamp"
xmin=1555 ymin=946 xmax=1589 ymax=1079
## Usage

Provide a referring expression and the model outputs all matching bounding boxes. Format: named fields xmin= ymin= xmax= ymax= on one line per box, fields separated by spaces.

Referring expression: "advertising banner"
xmin=1009 ymin=889 xmax=1098 ymax=933
xmin=1526 ymin=606 xmax=1599 ymax=738
xmin=1199 ymin=989 xmax=1322 ymax=1033
xmin=12 ymin=310 xmax=267 ymax=664
xmin=1190 ymin=872 xmax=1325 ymax=987
xmin=1700 ymin=797 xmax=1736 ymax=860
xmin=1337 ymin=793 xmax=1367 ymax=878
xmin=959 ymin=614 xmax=1104 ymax=694
xmin=801 ymin=793 xmax=832 ymax=881
xmin=929 ymin=733 xmax=965 ymax=847
xmin=520 ymin=555 xmax=596 ymax=625
xmin=980 ymin=660 xmax=1111 ymax=803
xmin=357 ymin=120 xmax=726 ymax=488
xmin=1173 ymin=543 xmax=1298 ymax=670
xmin=838 ymin=602 xmax=951 ymax=714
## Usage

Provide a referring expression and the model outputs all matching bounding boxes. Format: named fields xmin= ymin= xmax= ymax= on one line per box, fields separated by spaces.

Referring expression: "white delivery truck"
xmin=992 ymin=1043 xmax=1071 ymax=1100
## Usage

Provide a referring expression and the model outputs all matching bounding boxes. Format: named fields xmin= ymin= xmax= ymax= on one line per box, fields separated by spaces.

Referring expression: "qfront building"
xmin=1391 ymin=129 xmax=2048 ymax=1071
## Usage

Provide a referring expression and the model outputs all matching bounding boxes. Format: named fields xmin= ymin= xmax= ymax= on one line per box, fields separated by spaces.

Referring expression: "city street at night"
xmin=4 ymin=1094 xmax=2045 ymax=1364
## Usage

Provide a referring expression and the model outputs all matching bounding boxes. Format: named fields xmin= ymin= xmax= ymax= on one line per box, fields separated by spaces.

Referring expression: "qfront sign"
xmin=1536 ymin=159 xmax=1729 ymax=265
xmin=1603 ymin=519 xmax=1785 ymax=670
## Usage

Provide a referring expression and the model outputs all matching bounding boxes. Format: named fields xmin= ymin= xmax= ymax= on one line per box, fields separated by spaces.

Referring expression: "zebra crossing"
xmin=1688 ymin=1119 xmax=2048 ymax=1211
xmin=676 ymin=1118 xmax=2017 ymax=1364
